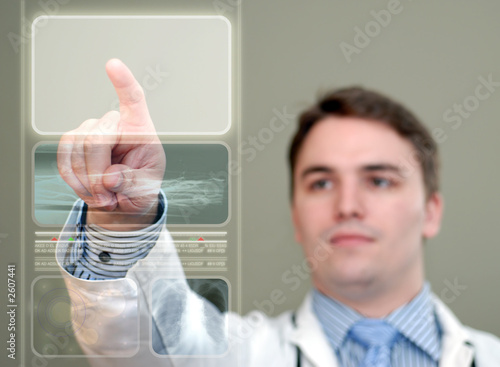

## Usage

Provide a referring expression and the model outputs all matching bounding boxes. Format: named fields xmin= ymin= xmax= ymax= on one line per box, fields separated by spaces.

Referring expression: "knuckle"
xmin=121 ymin=170 xmax=135 ymax=190
xmin=59 ymin=131 xmax=76 ymax=145
xmin=60 ymin=131 xmax=70 ymax=140
xmin=88 ymin=171 xmax=103 ymax=184
xmin=77 ymin=118 xmax=98 ymax=133
xmin=83 ymin=133 xmax=105 ymax=147
xmin=98 ymin=112 xmax=119 ymax=135
xmin=71 ymin=159 xmax=86 ymax=175
xmin=129 ymin=85 xmax=145 ymax=104
xmin=58 ymin=165 xmax=73 ymax=178
xmin=105 ymin=110 xmax=120 ymax=119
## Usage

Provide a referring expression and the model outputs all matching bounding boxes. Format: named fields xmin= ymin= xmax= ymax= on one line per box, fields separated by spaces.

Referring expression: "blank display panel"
xmin=32 ymin=16 xmax=231 ymax=135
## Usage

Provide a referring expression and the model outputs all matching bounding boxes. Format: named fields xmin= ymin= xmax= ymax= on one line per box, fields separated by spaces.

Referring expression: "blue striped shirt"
xmin=63 ymin=191 xmax=166 ymax=280
xmin=312 ymin=283 xmax=442 ymax=366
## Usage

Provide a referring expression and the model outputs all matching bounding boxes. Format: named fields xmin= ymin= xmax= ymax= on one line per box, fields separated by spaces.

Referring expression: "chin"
xmin=323 ymin=265 xmax=378 ymax=290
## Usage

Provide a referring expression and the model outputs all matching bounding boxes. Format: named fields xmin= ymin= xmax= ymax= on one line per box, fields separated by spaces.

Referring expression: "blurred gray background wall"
xmin=2 ymin=0 xmax=500 ymax=365
xmin=237 ymin=1 xmax=500 ymax=338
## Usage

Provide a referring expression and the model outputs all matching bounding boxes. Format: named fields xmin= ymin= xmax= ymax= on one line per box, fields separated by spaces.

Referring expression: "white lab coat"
xmin=56 ymin=220 xmax=500 ymax=367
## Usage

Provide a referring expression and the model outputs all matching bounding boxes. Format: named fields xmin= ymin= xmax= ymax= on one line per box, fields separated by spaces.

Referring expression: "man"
xmin=56 ymin=59 xmax=500 ymax=366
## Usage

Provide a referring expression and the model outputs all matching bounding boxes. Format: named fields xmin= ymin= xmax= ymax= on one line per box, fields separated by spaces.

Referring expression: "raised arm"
xmin=55 ymin=60 xmax=235 ymax=366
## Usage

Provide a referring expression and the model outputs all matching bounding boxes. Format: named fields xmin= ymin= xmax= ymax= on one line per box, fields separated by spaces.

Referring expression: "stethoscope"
xmin=291 ymin=313 xmax=477 ymax=367
xmin=291 ymin=313 xmax=302 ymax=367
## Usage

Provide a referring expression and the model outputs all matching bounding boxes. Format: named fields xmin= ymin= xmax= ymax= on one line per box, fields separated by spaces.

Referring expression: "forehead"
xmin=295 ymin=116 xmax=416 ymax=173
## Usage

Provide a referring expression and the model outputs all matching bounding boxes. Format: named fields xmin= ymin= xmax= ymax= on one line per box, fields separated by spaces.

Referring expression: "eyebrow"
xmin=300 ymin=163 xmax=405 ymax=180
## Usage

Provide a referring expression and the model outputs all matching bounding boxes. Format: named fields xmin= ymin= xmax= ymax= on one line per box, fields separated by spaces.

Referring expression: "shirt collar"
xmin=385 ymin=283 xmax=441 ymax=361
xmin=312 ymin=288 xmax=362 ymax=350
xmin=312 ymin=282 xmax=441 ymax=362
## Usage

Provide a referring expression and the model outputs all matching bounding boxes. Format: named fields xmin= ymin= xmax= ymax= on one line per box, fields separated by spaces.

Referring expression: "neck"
xmin=315 ymin=267 xmax=424 ymax=318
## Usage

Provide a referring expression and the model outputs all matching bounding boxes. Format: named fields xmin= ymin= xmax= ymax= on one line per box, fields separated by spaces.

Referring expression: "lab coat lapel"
xmin=288 ymin=293 xmax=477 ymax=367
xmin=289 ymin=293 xmax=339 ymax=367
xmin=432 ymin=295 xmax=475 ymax=367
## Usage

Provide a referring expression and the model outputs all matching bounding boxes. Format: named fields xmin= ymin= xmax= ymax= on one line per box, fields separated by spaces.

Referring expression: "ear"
xmin=422 ymin=192 xmax=444 ymax=239
xmin=291 ymin=202 xmax=303 ymax=243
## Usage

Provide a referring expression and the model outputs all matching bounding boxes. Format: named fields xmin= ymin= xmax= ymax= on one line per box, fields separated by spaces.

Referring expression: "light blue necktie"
xmin=349 ymin=319 xmax=399 ymax=367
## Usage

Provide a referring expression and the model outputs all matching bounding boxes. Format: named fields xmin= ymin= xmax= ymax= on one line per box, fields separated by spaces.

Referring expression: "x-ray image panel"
xmin=33 ymin=143 xmax=229 ymax=226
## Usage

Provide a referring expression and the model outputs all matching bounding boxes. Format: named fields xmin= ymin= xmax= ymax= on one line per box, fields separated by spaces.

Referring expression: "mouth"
xmin=330 ymin=233 xmax=375 ymax=247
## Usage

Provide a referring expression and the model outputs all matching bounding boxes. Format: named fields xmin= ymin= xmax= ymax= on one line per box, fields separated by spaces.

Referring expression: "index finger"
xmin=105 ymin=58 xmax=153 ymax=130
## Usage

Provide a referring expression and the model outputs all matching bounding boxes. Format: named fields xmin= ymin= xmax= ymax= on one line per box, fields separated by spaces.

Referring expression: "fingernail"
xmin=111 ymin=172 xmax=123 ymax=190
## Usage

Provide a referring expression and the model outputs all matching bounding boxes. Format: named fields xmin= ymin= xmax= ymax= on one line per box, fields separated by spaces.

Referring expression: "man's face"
xmin=291 ymin=116 xmax=443 ymax=297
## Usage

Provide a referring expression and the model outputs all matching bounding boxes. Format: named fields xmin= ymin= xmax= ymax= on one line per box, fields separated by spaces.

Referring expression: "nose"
xmin=334 ymin=179 xmax=365 ymax=221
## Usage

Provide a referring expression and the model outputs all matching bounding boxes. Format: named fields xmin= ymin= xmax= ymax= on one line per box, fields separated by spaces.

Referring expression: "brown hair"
xmin=288 ymin=87 xmax=439 ymax=200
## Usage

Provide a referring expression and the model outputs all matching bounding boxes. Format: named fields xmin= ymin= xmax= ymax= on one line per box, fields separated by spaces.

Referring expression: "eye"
xmin=310 ymin=179 xmax=333 ymax=191
xmin=368 ymin=176 xmax=394 ymax=188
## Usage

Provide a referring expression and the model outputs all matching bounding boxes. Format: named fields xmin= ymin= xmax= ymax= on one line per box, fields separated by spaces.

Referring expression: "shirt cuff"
xmin=64 ymin=190 xmax=167 ymax=280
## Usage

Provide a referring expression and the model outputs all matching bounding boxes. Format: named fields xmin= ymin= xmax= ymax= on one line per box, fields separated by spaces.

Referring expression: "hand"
xmin=57 ymin=59 xmax=166 ymax=230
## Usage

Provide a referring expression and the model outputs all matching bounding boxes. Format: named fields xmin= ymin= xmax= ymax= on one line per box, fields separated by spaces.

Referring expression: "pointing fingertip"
xmin=105 ymin=59 xmax=125 ymax=77
xmin=106 ymin=58 xmax=122 ymax=68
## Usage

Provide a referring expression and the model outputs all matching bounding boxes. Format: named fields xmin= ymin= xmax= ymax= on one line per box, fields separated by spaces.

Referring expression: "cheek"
xmin=375 ymin=196 xmax=426 ymax=245
xmin=294 ymin=198 xmax=333 ymax=241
